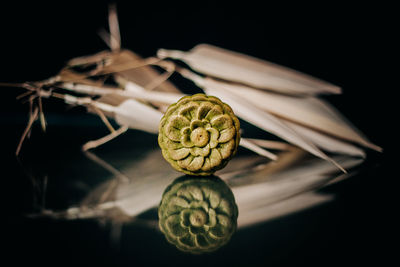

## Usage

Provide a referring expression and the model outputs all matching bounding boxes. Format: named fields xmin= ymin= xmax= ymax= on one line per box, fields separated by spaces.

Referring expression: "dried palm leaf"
xmin=216 ymin=82 xmax=380 ymax=151
xmin=109 ymin=50 xmax=180 ymax=93
xmin=66 ymin=50 xmax=113 ymax=68
xmin=158 ymin=44 xmax=341 ymax=95
xmin=243 ymin=139 xmax=294 ymax=151
xmin=3 ymin=5 xmax=380 ymax=167
xmin=59 ymin=82 xmax=183 ymax=105
xmin=52 ymin=86 xmax=273 ymax=158
xmin=113 ymin=98 xmax=162 ymax=134
xmin=94 ymin=93 xmax=278 ymax=158
xmin=284 ymin=121 xmax=366 ymax=158
xmin=66 ymin=46 xmax=179 ymax=93
xmin=177 ymin=69 xmax=346 ymax=171
xmin=240 ymin=138 xmax=278 ymax=160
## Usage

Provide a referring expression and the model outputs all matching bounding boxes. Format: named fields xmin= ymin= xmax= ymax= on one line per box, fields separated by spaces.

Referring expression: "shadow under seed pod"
xmin=158 ymin=175 xmax=238 ymax=254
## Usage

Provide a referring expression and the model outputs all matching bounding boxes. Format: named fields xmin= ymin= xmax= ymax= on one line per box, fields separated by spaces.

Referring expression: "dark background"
xmin=1 ymin=1 xmax=396 ymax=266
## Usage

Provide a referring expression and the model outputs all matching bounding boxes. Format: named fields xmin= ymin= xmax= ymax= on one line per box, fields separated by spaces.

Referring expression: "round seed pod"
xmin=158 ymin=176 xmax=238 ymax=254
xmin=158 ymin=94 xmax=240 ymax=176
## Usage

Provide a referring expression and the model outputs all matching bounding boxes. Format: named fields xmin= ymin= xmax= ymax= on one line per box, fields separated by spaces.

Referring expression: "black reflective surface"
xmin=2 ymin=120 xmax=391 ymax=266
xmin=1 ymin=2 xmax=393 ymax=266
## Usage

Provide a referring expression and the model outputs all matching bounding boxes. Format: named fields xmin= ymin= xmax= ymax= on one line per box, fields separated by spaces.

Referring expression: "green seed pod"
xmin=158 ymin=94 xmax=240 ymax=176
xmin=158 ymin=176 xmax=238 ymax=254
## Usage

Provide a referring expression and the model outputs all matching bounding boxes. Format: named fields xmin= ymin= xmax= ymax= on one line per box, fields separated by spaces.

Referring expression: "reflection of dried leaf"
xmin=233 ymin=154 xmax=363 ymax=228
xmin=27 ymin=146 xmax=363 ymax=229
xmin=158 ymin=44 xmax=341 ymax=95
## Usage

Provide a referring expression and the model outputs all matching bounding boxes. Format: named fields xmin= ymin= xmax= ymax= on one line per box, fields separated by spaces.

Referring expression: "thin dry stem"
xmin=38 ymin=93 xmax=47 ymax=132
xmin=144 ymin=69 xmax=174 ymax=91
xmin=16 ymin=90 xmax=34 ymax=100
xmin=144 ymin=60 xmax=176 ymax=91
xmin=108 ymin=3 xmax=121 ymax=51
xmin=90 ymin=104 xmax=116 ymax=133
xmin=82 ymin=125 xmax=129 ymax=151
xmin=98 ymin=28 xmax=113 ymax=49
xmin=16 ymin=107 xmax=39 ymax=156
xmin=88 ymin=57 xmax=161 ymax=77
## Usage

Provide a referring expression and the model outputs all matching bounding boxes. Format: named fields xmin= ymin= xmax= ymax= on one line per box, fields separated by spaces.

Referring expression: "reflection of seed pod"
xmin=158 ymin=176 xmax=238 ymax=254
xmin=158 ymin=94 xmax=240 ymax=176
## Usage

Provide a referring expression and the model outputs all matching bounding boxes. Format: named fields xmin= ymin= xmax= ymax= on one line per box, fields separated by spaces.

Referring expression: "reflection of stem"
xmin=16 ymin=157 xmax=48 ymax=212
xmin=226 ymin=148 xmax=306 ymax=187
xmin=41 ymin=175 xmax=48 ymax=211
xmin=99 ymin=183 xmax=117 ymax=204
xmin=83 ymin=150 xmax=129 ymax=183
xmin=110 ymin=221 xmax=122 ymax=250
xmin=130 ymin=218 xmax=159 ymax=230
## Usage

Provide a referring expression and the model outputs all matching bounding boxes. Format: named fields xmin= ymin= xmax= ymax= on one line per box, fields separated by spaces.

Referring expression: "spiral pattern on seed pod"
xmin=158 ymin=176 xmax=238 ymax=254
xmin=158 ymin=94 xmax=240 ymax=176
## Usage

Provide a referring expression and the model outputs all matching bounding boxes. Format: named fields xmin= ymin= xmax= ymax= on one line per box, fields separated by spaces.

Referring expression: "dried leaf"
xmin=240 ymin=138 xmax=278 ymax=160
xmin=67 ymin=50 xmax=112 ymax=67
xmin=55 ymin=68 xmax=104 ymax=86
xmin=109 ymin=50 xmax=180 ymax=93
xmin=158 ymin=44 xmax=341 ymax=95
xmin=244 ymin=138 xmax=294 ymax=151
xmin=284 ymin=121 xmax=366 ymax=158
xmin=114 ymin=99 xmax=163 ymax=133
xmin=216 ymin=81 xmax=381 ymax=151
xmin=177 ymin=69 xmax=345 ymax=171
xmin=99 ymin=95 xmax=274 ymax=158
xmin=61 ymin=82 xmax=183 ymax=105
xmin=124 ymin=82 xmax=184 ymax=104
